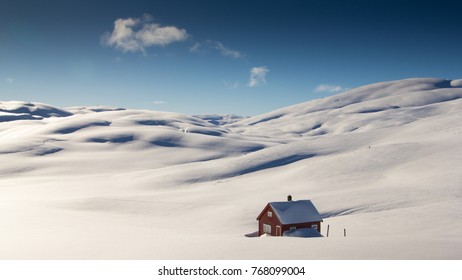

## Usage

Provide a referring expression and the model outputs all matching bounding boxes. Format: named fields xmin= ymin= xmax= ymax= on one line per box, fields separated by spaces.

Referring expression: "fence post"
xmin=326 ymin=224 xmax=330 ymax=237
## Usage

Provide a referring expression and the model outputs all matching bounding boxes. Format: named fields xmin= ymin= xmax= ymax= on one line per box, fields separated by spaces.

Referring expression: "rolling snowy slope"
xmin=0 ymin=78 xmax=461 ymax=259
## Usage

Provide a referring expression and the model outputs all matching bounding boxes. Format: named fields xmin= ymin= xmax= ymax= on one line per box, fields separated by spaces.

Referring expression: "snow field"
xmin=1 ymin=77 xmax=461 ymax=259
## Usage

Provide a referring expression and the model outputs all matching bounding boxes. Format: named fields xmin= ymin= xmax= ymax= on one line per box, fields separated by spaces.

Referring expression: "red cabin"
xmin=256 ymin=195 xmax=322 ymax=236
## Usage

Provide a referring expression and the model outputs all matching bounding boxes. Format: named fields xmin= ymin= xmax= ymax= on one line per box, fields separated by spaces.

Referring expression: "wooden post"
xmin=344 ymin=228 xmax=346 ymax=237
xmin=326 ymin=224 xmax=330 ymax=237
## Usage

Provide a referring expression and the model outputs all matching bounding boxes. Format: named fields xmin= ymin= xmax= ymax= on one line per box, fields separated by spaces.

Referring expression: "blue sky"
xmin=1 ymin=0 xmax=462 ymax=116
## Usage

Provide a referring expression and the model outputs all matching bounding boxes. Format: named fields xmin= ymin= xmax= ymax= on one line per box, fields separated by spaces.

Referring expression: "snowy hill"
xmin=0 ymin=101 xmax=72 ymax=122
xmin=194 ymin=114 xmax=246 ymax=126
xmin=0 ymin=78 xmax=461 ymax=259
xmin=228 ymin=78 xmax=462 ymax=138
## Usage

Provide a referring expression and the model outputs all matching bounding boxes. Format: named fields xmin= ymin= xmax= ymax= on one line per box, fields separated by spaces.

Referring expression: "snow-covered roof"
xmin=269 ymin=200 xmax=322 ymax=224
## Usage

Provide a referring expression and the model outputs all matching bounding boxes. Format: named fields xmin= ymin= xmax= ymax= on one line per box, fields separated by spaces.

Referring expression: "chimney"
xmin=287 ymin=195 xmax=292 ymax=201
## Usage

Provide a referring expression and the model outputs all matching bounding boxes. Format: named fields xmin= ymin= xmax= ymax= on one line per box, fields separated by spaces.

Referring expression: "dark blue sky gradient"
xmin=1 ymin=0 xmax=462 ymax=115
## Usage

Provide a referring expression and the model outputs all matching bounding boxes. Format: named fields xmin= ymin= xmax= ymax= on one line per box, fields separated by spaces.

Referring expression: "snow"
xmin=0 ymin=101 xmax=72 ymax=118
xmin=283 ymin=228 xmax=323 ymax=238
xmin=194 ymin=114 xmax=246 ymax=126
xmin=0 ymin=77 xmax=462 ymax=259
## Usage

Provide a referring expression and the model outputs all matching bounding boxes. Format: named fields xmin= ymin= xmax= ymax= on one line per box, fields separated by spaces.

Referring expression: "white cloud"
xmin=211 ymin=41 xmax=242 ymax=59
xmin=102 ymin=15 xmax=188 ymax=53
xmin=314 ymin=84 xmax=348 ymax=93
xmin=153 ymin=101 xmax=166 ymax=105
xmin=190 ymin=40 xmax=242 ymax=59
xmin=248 ymin=66 xmax=269 ymax=87
xmin=6 ymin=77 xmax=14 ymax=83
xmin=189 ymin=42 xmax=201 ymax=53
xmin=137 ymin=24 xmax=188 ymax=46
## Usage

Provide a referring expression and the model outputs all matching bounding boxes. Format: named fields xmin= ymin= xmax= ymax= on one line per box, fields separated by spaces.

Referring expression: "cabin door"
xmin=276 ymin=226 xmax=281 ymax=236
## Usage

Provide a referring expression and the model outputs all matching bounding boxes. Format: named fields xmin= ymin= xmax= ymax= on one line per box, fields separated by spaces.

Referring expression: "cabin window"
xmin=290 ymin=226 xmax=296 ymax=230
xmin=311 ymin=224 xmax=318 ymax=230
xmin=263 ymin=224 xmax=271 ymax=234
xmin=267 ymin=211 xmax=272 ymax=217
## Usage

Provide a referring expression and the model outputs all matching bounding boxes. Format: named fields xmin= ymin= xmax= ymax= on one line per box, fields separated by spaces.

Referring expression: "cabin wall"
xmin=258 ymin=205 xmax=282 ymax=236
